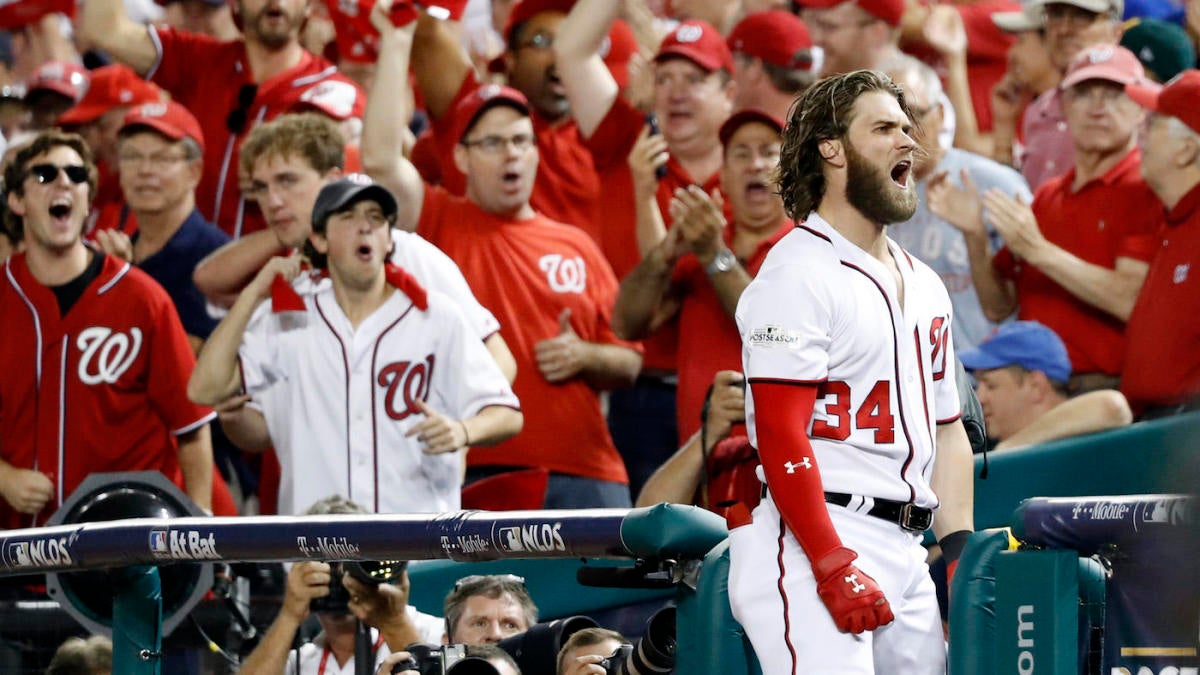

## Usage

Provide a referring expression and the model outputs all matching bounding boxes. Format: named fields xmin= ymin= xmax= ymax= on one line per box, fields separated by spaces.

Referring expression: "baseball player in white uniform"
xmin=189 ymin=175 xmax=523 ymax=515
xmin=728 ymin=71 xmax=975 ymax=674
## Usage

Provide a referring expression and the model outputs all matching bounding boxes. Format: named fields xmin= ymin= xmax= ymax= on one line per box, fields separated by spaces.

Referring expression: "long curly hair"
xmin=775 ymin=70 xmax=912 ymax=220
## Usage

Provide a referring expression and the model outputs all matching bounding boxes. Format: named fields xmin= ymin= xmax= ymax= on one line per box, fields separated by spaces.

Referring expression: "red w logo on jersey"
xmin=378 ymin=354 xmax=436 ymax=420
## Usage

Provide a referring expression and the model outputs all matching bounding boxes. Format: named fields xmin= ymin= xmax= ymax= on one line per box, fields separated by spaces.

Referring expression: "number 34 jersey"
xmin=736 ymin=213 xmax=962 ymax=510
xmin=238 ymin=284 xmax=519 ymax=516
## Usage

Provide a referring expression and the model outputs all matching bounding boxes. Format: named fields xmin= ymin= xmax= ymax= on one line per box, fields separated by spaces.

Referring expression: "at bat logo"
xmin=76 ymin=327 xmax=142 ymax=385
xmin=378 ymin=354 xmax=435 ymax=421
xmin=538 ymin=254 xmax=587 ymax=294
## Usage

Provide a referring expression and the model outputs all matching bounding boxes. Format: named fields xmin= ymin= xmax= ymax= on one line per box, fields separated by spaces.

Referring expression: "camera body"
xmin=309 ymin=560 xmax=408 ymax=614
xmin=392 ymin=644 xmax=500 ymax=675
xmin=599 ymin=644 xmax=634 ymax=675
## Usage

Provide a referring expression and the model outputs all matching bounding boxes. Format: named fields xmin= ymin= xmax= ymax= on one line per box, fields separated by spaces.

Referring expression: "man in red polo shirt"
xmin=363 ymin=14 xmax=642 ymax=508
xmin=929 ymin=45 xmax=1162 ymax=393
xmin=726 ymin=10 xmax=818 ymax=120
xmin=613 ymin=109 xmax=791 ymax=444
xmin=80 ymin=0 xmax=365 ymax=239
xmin=1122 ymin=71 xmax=1200 ymax=417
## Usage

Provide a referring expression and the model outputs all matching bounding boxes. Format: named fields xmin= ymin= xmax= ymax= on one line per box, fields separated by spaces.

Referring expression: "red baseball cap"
xmin=719 ymin=108 xmax=785 ymax=148
xmin=1059 ymin=44 xmax=1146 ymax=90
xmin=656 ymin=20 xmax=735 ymax=73
xmin=120 ymin=100 xmax=206 ymax=153
xmin=601 ymin=18 xmax=638 ymax=89
xmin=451 ymin=84 xmax=531 ymax=143
xmin=0 ymin=0 xmax=75 ymax=29
xmin=502 ymin=0 xmax=574 ymax=41
xmin=57 ymin=65 xmax=161 ymax=126
xmin=26 ymin=61 xmax=90 ymax=101
xmin=727 ymin=10 xmax=814 ymax=71
xmin=1126 ymin=69 xmax=1200 ymax=135
xmin=796 ymin=0 xmax=905 ymax=27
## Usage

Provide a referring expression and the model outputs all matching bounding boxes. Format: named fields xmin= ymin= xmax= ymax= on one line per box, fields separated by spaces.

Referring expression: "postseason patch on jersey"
xmin=747 ymin=325 xmax=801 ymax=349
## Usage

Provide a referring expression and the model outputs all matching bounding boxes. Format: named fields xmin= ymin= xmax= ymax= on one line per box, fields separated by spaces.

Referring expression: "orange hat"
xmin=120 ymin=100 xmax=206 ymax=153
xmin=727 ymin=11 xmax=814 ymax=71
xmin=656 ymin=20 xmax=735 ymax=73
xmin=57 ymin=65 xmax=160 ymax=126
xmin=795 ymin=0 xmax=905 ymax=27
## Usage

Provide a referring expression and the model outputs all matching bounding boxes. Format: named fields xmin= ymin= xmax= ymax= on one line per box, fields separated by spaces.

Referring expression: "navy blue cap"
xmin=311 ymin=174 xmax=398 ymax=232
xmin=959 ymin=321 xmax=1072 ymax=383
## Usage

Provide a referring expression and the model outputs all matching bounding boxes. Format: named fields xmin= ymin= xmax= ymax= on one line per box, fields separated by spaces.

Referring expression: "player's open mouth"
xmin=890 ymin=160 xmax=911 ymax=188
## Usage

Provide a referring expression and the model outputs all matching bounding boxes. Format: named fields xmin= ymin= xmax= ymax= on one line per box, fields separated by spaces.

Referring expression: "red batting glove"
xmin=812 ymin=547 xmax=895 ymax=634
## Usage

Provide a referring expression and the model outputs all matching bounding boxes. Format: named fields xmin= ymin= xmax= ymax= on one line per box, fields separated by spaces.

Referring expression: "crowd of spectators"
xmin=0 ymin=0 xmax=1199 ymax=667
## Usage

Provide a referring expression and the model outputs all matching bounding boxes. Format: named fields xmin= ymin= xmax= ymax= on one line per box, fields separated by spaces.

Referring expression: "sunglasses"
xmin=225 ymin=84 xmax=259 ymax=135
xmin=29 ymin=164 xmax=88 ymax=185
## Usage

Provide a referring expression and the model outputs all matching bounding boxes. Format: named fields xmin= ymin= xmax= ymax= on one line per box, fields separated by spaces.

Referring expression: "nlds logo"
xmin=6 ymin=538 xmax=72 ymax=568
xmin=497 ymin=523 xmax=565 ymax=553
xmin=149 ymin=530 xmax=219 ymax=560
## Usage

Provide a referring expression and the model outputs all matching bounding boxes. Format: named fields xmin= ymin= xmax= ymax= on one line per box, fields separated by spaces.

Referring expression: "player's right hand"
xmin=812 ymin=546 xmax=894 ymax=634
xmin=0 ymin=467 xmax=53 ymax=515
xmin=283 ymin=561 xmax=332 ymax=620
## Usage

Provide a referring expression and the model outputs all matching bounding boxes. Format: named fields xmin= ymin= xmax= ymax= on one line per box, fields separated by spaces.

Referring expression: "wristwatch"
xmin=706 ymin=248 xmax=738 ymax=276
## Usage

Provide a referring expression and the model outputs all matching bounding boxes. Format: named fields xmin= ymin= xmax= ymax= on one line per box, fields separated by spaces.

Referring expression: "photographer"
xmin=555 ymin=628 xmax=630 ymax=675
xmin=239 ymin=496 xmax=443 ymax=674
xmin=443 ymin=575 xmax=538 ymax=645
xmin=377 ymin=645 xmax=521 ymax=675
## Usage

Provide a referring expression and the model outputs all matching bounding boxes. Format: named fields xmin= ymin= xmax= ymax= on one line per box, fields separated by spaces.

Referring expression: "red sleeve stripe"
xmin=937 ymin=413 xmax=963 ymax=425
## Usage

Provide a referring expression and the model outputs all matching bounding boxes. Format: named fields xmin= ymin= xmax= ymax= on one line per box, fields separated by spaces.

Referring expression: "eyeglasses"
xmin=225 ymin=84 xmax=259 ymax=135
xmin=116 ymin=151 xmax=190 ymax=170
xmin=29 ymin=164 xmax=89 ymax=185
xmin=452 ymin=574 xmax=526 ymax=592
xmin=460 ymin=133 xmax=536 ymax=154
xmin=515 ymin=31 xmax=554 ymax=50
xmin=1042 ymin=4 xmax=1104 ymax=27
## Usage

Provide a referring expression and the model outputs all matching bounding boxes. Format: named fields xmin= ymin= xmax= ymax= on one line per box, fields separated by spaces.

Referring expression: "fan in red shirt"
xmin=364 ymin=10 xmax=643 ymax=508
xmin=1122 ymin=71 xmax=1200 ymax=417
xmin=80 ymin=0 xmax=365 ymax=239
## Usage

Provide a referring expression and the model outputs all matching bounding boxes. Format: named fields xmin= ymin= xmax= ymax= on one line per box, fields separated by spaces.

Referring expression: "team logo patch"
xmin=748 ymin=325 xmax=801 ymax=348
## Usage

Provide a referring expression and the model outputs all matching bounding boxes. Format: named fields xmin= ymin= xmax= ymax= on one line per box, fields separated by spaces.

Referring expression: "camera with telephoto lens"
xmin=600 ymin=607 xmax=677 ymax=675
xmin=390 ymin=644 xmax=500 ymax=675
xmin=309 ymin=559 xmax=408 ymax=614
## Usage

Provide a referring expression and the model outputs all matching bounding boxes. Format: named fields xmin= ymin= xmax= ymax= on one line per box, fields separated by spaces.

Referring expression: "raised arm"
xmin=553 ymin=0 xmax=622 ymax=137
xmin=193 ymin=229 xmax=289 ymax=307
xmin=613 ymin=232 xmax=684 ymax=340
xmin=189 ymin=257 xmax=300 ymax=406
xmin=361 ymin=0 xmax=426 ymax=231
xmin=410 ymin=11 xmax=473 ymax=120
xmin=79 ymin=0 xmax=158 ymax=75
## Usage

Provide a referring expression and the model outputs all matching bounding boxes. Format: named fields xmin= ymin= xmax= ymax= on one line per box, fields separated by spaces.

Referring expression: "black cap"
xmin=311 ymin=174 xmax=399 ymax=232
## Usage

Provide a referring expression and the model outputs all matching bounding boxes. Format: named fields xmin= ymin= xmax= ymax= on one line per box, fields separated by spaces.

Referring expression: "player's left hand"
xmin=669 ymin=185 xmax=726 ymax=264
xmin=345 ymin=569 xmax=412 ymax=630
xmin=982 ymin=189 xmax=1048 ymax=264
xmin=93 ymin=229 xmax=134 ymax=262
xmin=535 ymin=308 xmax=588 ymax=383
xmin=406 ymin=399 xmax=467 ymax=454
xmin=813 ymin=547 xmax=895 ymax=634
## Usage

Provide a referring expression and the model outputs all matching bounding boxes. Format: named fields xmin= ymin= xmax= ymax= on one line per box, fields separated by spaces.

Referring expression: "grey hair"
xmin=879 ymin=52 xmax=944 ymax=106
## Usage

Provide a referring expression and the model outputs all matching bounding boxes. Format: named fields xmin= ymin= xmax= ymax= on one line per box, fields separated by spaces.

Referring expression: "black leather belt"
xmin=824 ymin=492 xmax=934 ymax=532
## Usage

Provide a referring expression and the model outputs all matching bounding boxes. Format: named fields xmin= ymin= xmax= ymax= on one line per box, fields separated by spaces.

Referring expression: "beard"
xmin=843 ymin=139 xmax=917 ymax=226
xmin=244 ymin=2 xmax=303 ymax=50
